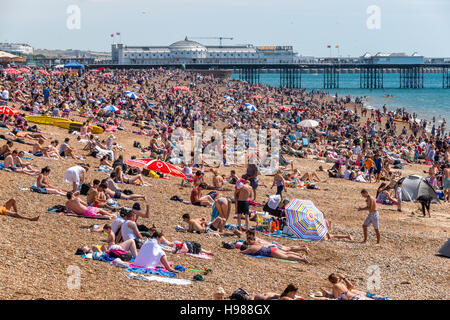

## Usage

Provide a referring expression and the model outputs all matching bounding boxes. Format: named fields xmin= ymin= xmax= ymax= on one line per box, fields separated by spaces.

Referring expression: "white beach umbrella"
xmin=299 ymin=119 xmax=319 ymax=128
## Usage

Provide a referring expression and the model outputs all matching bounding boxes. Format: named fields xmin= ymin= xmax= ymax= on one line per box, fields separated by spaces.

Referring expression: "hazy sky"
xmin=1 ymin=0 xmax=449 ymax=57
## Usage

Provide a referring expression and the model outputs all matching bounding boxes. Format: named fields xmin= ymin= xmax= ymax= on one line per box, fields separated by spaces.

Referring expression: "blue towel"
xmin=126 ymin=267 xmax=177 ymax=278
xmin=266 ymin=232 xmax=301 ymax=241
xmin=211 ymin=203 xmax=219 ymax=222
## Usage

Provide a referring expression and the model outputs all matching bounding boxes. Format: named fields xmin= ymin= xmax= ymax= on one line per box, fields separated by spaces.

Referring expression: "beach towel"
xmin=249 ymin=200 xmax=263 ymax=206
xmin=211 ymin=203 xmax=220 ymax=221
xmin=47 ymin=207 xmax=110 ymax=220
xmin=127 ymin=265 xmax=177 ymax=278
xmin=126 ymin=273 xmax=191 ymax=285
xmin=265 ymin=232 xmax=301 ymax=241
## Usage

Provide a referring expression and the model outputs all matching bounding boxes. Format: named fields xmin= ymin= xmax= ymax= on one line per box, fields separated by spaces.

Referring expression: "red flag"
xmin=116 ymin=32 xmax=120 ymax=36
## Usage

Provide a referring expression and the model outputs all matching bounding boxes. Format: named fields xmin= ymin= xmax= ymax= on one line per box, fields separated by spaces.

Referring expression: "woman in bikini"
xmin=36 ymin=166 xmax=67 ymax=196
xmin=113 ymin=165 xmax=147 ymax=186
xmin=320 ymin=273 xmax=387 ymax=300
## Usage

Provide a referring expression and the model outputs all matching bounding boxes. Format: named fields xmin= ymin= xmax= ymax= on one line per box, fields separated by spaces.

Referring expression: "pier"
xmin=87 ymin=62 xmax=450 ymax=89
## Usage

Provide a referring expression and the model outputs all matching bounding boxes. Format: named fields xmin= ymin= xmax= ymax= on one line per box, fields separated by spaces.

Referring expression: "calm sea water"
xmin=232 ymin=72 xmax=450 ymax=123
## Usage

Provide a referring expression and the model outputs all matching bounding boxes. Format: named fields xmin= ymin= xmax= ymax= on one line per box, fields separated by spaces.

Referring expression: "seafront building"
xmin=0 ymin=43 xmax=33 ymax=56
xmin=111 ymin=37 xmax=299 ymax=65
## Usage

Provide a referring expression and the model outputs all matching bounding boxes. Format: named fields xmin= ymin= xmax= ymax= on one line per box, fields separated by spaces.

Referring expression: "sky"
xmin=0 ymin=0 xmax=449 ymax=57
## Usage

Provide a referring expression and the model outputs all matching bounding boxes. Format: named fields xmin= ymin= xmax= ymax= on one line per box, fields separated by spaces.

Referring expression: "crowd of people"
xmin=0 ymin=66 xmax=448 ymax=299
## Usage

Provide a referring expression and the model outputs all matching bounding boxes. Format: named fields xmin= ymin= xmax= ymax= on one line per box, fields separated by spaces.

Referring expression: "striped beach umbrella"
xmin=285 ymin=199 xmax=328 ymax=241
xmin=224 ymin=96 xmax=234 ymax=101
xmin=124 ymin=158 xmax=186 ymax=179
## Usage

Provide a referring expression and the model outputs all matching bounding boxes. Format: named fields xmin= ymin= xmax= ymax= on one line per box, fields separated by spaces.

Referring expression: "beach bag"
xmin=186 ymin=241 xmax=201 ymax=254
xmin=51 ymin=205 xmax=66 ymax=213
xmin=222 ymin=241 xmax=235 ymax=250
xmin=134 ymin=238 xmax=144 ymax=249
xmin=137 ymin=224 xmax=149 ymax=232
xmin=80 ymin=183 xmax=91 ymax=196
xmin=230 ymin=288 xmax=250 ymax=300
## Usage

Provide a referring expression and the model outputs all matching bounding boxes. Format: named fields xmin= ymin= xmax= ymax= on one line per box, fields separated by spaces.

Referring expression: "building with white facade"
xmin=111 ymin=38 xmax=297 ymax=65
xmin=361 ymin=52 xmax=424 ymax=64
xmin=0 ymin=43 xmax=33 ymax=55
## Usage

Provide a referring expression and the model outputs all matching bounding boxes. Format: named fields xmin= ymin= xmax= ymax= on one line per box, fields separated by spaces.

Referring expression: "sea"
xmin=231 ymin=72 xmax=450 ymax=125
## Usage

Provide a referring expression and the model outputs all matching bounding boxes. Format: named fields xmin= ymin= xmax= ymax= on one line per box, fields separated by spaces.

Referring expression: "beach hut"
xmin=285 ymin=199 xmax=328 ymax=241
xmin=64 ymin=61 xmax=85 ymax=69
xmin=397 ymin=175 xmax=438 ymax=202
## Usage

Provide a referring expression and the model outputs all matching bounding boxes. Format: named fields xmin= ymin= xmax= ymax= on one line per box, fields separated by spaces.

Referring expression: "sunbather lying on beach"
xmin=75 ymin=238 xmax=138 ymax=259
xmin=253 ymin=284 xmax=303 ymax=300
xmin=65 ymin=191 xmax=116 ymax=219
xmin=239 ymin=239 xmax=310 ymax=264
xmin=245 ymin=229 xmax=310 ymax=254
xmin=0 ymin=198 xmax=40 ymax=221
xmin=319 ymin=273 xmax=391 ymax=300
xmin=181 ymin=213 xmax=243 ymax=237
xmin=101 ymin=182 xmax=147 ymax=201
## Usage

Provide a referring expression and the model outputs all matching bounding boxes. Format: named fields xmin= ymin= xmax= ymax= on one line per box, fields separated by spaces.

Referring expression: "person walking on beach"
xmin=358 ymin=189 xmax=381 ymax=244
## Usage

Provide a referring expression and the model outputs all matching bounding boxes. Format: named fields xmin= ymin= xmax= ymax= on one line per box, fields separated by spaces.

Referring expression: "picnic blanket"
xmin=127 ymin=265 xmax=177 ymax=278
xmin=126 ymin=273 xmax=191 ymax=285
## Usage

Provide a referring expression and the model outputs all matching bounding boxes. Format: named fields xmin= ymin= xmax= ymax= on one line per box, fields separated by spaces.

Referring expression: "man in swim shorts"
xmin=0 ymin=198 xmax=40 ymax=221
xmin=358 ymin=189 xmax=381 ymax=244
xmin=65 ymin=192 xmax=116 ymax=219
xmin=235 ymin=180 xmax=253 ymax=231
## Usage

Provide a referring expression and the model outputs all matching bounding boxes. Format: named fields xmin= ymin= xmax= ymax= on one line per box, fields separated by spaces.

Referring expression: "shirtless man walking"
xmin=358 ymin=189 xmax=381 ymax=244
xmin=235 ymin=179 xmax=253 ymax=231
